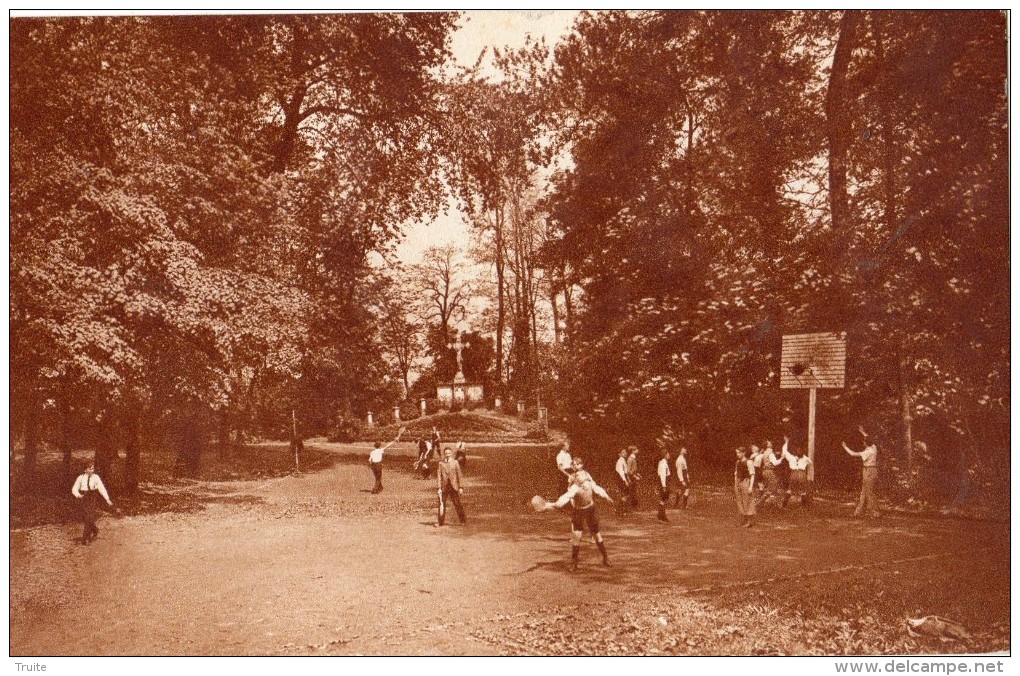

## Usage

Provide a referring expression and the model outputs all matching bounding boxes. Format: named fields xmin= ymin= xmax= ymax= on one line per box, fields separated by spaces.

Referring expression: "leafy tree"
xmin=539 ymin=10 xmax=1006 ymax=500
xmin=822 ymin=10 xmax=1008 ymax=494
xmin=10 ymin=14 xmax=460 ymax=485
xmin=375 ymin=273 xmax=427 ymax=398
xmin=412 ymin=244 xmax=472 ymax=341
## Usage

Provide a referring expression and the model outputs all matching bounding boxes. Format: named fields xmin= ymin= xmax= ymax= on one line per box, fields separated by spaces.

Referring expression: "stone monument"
xmin=436 ymin=330 xmax=485 ymax=407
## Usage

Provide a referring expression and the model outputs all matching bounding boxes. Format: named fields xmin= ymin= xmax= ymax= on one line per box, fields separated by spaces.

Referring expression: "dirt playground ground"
xmin=9 ymin=442 xmax=1010 ymax=656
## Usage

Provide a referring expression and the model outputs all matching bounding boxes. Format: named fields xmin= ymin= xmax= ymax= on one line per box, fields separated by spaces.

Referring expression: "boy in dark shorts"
xmin=542 ymin=457 xmax=614 ymax=571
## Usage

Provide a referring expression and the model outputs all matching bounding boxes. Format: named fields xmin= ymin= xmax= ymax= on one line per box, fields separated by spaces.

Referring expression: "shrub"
xmin=329 ymin=416 xmax=364 ymax=443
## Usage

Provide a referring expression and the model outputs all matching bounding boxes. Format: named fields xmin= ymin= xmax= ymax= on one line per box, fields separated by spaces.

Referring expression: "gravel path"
xmin=9 ymin=444 xmax=1009 ymax=655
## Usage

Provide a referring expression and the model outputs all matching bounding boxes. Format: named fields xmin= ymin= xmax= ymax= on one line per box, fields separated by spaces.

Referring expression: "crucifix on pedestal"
xmin=448 ymin=331 xmax=469 ymax=383
xmin=436 ymin=329 xmax=484 ymax=409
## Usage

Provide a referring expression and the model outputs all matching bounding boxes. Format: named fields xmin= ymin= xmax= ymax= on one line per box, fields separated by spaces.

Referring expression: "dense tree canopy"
xmin=11 ymin=13 xmax=458 ymax=482
xmin=538 ymin=10 xmax=1007 ymax=498
xmin=10 ymin=11 xmax=1007 ymax=505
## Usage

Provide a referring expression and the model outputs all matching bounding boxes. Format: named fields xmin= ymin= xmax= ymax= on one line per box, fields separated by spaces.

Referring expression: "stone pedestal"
xmin=437 ymin=382 xmax=484 ymax=408
xmin=420 ymin=398 xmax=427 ymax=416
xmin=367 ymin=411 xmax=374 ymax=427
xmin=393 ymin=406 xmax=401 ymax=422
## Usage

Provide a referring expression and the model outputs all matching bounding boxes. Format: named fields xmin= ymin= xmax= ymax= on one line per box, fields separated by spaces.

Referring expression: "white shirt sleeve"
xmin=590 ymin=480 xmax=611 ymax=501
xmin=676 ymin=456 xmax=688 ymax=478
xmin=71 ymin=475 xmax=85 ymax=498
xmin=553 ymin=484 xmax=580 ymax=508
xmin=75 ymin=474 xmax=112 ymax=504
xmin=92 ymin=475 xmax=113 ymax=504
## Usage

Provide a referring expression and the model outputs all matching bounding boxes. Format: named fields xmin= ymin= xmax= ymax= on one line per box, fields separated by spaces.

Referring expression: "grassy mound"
xmin=370 ymin=410 xmax=556 ymax=445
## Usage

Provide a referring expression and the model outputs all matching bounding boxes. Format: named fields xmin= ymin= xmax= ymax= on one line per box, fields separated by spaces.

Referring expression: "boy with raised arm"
xmin=368 ymin=426 xmax=406 ymax=494
xmin=843 ymin=426 xmax=880 ymax=518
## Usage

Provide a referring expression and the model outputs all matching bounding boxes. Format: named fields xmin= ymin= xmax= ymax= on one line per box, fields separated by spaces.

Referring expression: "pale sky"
xmin=449 ymin=9 xmax=580 ymax=68
xmin=393 ymin=10 xmax=581 ymax=265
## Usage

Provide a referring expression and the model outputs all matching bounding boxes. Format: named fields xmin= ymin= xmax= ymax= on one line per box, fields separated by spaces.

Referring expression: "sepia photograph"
xmin=8 ymin=9 xmax=1010 ymax=663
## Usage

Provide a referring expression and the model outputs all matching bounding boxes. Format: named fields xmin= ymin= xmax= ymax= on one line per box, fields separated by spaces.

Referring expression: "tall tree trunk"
xmin=525 ymin=230 xmax=539 ymax=356
xmin=177 ymin=414 xmax=202 ymax=475
xmin=951 ymin=401 xmax=984 ymax=508
xmin=290 ymin=408 xmax=302 ymax=472
xmin=218 ymin=407 xmax=231 ymax=459
xmin=513 ymin=224 xmax=528 ymax=394
xmin=59 ymin=387 xmax=73 ymax=478
xmin=562 ymin=282 xmax=574 ymax=343
xmin=238 ymin=366 xmax=261 ymax=451
xmin=22 ymin=390 xmax=41 ymax=477
xmin=550 ymin=282 xmax=561 ymax=344
xmin=270 ymin=21 xmax=309 ymax=174
xmin=494 ymin=205 xmax=506 ymax=393
xmin=93 ymin=412 xmax=116 ymax=481
xmin=876 ymin=15 xmax=913 ymax=479
xmin=873 ymin=14 xmax=898 ymax=235
xmin=123 ymin=413 xmax=141 ymax=493
xmin=900 ymin=357 xmax=914 ymax=477
xmin=825 ymin=10 xmax=860 ymax=233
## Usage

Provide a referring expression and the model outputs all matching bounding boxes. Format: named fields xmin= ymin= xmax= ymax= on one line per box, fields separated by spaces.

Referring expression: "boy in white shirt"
xmin=368 ymin=427 xmax=405 ymax=494
xmin=555 ymin=443 xmax=574 ymax=485
xmin=656 ymin=448 xmax=671 ymax=522
xmin=757 ymin=440 xmax=785 ymax=507
xmin=614 ymin=449 xmax=631 ymax=515
xmin=71 ymin=463 xmax=116 ymax=544
xmin=780 ymin=436 xmax=812 ymax=506
xmin=673 ymin=447 xmax=691 ymax=509
xmin=843 ymin=426 xmax=880 ymax=518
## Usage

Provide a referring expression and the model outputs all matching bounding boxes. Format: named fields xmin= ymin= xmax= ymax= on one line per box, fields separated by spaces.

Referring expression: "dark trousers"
xmin=657 ymin=484 xmax=670 ymax=518
xmin=614 ymin=476 xmax=630 ymax=514
xmin=673 ymin=480 xmax=689 ymax=507
xmin=79 ymin=494 xmax=100 ymax=542
xmin=438 ymin=486 xmax=466 ymax=525
xmin=370 ymin=462 xmax=383 ymax=493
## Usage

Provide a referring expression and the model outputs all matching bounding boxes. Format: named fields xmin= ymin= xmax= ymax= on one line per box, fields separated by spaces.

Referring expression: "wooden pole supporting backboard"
xmin=808 ymin=387 xmax=817 ymax=481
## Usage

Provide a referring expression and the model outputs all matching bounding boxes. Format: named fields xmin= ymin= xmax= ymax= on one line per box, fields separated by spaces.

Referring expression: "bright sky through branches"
xmin=393 ymin=10 xmax=580 ymax=265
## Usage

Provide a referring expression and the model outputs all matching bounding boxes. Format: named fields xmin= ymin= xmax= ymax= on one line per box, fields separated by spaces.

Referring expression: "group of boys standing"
xmin=609 ymin=445 xmax=691 ymax=522
xmin=413 ymin=426 xmax=444 ymax=479
xmin=733 ymin=436 xmax=811 ymax=527
xmin=541 ymin=439 xmax=693 ymax=572
xmin=369 ymin=425 xmax=469 ymax=526
xmin=603 ymin=435 xmax=820 ymax=529
xmin=541 ymin=426 xmax=879 ymax=571
xmin=734 ymin=427 xmax=880 ymax=527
